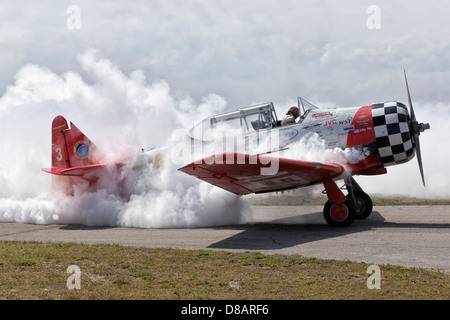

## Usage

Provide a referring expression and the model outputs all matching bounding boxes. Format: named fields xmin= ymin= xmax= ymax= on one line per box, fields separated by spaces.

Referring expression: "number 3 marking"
xmin=56 ymin=147 xmax=63 ymax=161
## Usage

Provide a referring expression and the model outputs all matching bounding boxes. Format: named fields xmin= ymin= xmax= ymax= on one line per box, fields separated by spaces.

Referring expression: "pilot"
xmin=281 ymin=106 xmax=299 ymax=126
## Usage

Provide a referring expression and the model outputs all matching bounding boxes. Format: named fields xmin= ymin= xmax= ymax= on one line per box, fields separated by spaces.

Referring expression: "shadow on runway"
xmin=60 ymin=225 xmax=117 ymax=231
xmin=207 ymin=210 xmax=450 ymax=251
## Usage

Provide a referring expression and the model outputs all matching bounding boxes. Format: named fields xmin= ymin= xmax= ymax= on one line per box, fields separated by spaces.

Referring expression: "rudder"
xmin=51 ymin=115 xmax=98 ymax=169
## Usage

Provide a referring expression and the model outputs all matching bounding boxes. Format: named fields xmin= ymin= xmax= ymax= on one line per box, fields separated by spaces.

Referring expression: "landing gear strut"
xmin=322 ymin=177 xmax=373 ymax=227
xmin=344 ymin=177 xmax=373 ymax=220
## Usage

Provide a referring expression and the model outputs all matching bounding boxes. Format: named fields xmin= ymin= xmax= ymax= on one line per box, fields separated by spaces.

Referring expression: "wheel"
xmin=348 ymin=191 xmax=373 ymax=220
xmin=323 ymin=199 xmax=356 ymax=227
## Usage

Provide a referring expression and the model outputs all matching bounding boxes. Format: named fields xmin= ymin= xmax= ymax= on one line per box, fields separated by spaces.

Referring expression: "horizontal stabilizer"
xmin=42 ymin=163 xmax=105 ymax=176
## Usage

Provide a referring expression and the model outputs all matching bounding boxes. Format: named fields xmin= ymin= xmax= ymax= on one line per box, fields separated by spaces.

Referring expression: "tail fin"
xmin=43 ymin=115 xmax=105 ymax=176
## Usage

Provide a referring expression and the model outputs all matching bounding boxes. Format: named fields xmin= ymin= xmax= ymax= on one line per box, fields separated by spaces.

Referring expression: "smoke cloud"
xmin=0 ymin=48 xmax=249 ymax=227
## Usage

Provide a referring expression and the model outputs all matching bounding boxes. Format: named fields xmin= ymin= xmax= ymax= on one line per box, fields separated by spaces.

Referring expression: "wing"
xmin=178 ymin=153 xmax=345 ymax=195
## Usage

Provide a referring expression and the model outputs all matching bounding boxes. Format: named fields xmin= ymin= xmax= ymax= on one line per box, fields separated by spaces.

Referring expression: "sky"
xmin=1 ymin=0 xmax=449 ymax=106
xmin=0 ymin=1 xmax=449 ymax=226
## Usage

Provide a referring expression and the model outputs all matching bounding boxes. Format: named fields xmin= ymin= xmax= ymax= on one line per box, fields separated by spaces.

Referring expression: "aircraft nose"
xmin=371 ymin=102 xmax=415 ymax=167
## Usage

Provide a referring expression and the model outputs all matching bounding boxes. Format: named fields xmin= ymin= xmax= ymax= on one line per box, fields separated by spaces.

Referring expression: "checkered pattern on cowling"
xmin=372 ymin=101 xmax=415 ymax=166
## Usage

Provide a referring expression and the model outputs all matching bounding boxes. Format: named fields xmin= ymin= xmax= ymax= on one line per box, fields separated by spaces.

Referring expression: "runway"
xmin=0 ymin=205 xmax=449 ymax=273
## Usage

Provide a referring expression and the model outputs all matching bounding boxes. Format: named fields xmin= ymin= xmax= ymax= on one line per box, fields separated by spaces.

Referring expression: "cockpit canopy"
xmin=188 ymin=102 xmax=279 ymax=141
xmin=187 ymin=97 xmax=319 ymax=142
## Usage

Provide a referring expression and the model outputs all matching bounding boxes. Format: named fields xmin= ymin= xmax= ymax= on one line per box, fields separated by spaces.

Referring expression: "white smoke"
xmin=0 ymin=48 xmax=250 ymax=227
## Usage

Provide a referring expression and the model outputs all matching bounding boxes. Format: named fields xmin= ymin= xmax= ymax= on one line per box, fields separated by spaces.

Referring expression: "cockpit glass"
xmin=187 ymin=103 xmax=278 ymax=142
xmin=187 ymin=99 xmax=319 ymax=141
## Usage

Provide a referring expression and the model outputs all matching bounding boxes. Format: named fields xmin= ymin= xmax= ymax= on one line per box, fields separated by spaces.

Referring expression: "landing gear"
xmin=344 ymin=177 xmax=373 ymax=220
xmin=323 ymin=199 xmax=356 ymax=227
xmin=350 ymin=190 xmax=373 ymax=220
xmin=322 ymin=177 xmax=373 ymax=227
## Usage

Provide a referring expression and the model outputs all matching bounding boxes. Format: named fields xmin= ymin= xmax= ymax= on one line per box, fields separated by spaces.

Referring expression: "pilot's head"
xmin=287 ymin=106 xmax=300 ymax=118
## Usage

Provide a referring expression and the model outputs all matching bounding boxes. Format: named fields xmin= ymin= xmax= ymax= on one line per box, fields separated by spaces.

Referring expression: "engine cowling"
xmin=371 ymin=101 xmax=415 ymax=167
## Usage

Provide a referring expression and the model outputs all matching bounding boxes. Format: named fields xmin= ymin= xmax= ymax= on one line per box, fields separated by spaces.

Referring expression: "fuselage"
xmin=137 ymin=100 xmax=415 ymax=178
xmin=219 ymin=101 xmax=415 ymax=177
xmin=305 ymin=102 xmax=414 ymax=174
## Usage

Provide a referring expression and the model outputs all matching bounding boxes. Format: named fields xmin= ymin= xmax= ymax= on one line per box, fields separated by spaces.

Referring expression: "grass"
xmin=0 ymin=241 xmax=448 ymax=300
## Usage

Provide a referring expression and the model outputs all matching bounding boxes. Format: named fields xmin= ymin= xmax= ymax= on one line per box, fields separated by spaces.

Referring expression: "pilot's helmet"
xmin=288 ymin=106 xmax=300 ymax=118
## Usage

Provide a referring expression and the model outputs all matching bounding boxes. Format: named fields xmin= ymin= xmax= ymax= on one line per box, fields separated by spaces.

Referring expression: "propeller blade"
xmin=414 ymin=134 xmax=426 ymax=186
xmin=404 ymin=69 xmax=426 ymax=186
xmin=403 ymin=69 xmax=416 ymax=122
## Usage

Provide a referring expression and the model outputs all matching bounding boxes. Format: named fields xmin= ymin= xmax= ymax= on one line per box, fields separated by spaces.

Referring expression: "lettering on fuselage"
xmin=276 ymin=106 xmax=376 ymax=152
xmin=323 ymin=119 xmax=337 ymax=126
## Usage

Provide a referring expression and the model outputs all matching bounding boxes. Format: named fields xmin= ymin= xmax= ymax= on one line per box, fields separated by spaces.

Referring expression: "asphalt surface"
xmin=0 ymin=205 xmax=449 ymax=273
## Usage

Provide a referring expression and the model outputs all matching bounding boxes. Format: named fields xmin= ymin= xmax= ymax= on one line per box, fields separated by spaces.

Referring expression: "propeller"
xmin=403 ymin=69 xmax=430 ymax=186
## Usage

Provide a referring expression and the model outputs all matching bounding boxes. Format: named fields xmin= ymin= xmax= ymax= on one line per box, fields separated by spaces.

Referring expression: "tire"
xmin=348 ymin=191 xmax=373 ymax=220
xmin=323 ymin=199 xmax=356 ymax=227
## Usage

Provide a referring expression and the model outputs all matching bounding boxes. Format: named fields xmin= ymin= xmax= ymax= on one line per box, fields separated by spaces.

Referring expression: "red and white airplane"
xmin=42 ymin=72 xmax=430 ymax=227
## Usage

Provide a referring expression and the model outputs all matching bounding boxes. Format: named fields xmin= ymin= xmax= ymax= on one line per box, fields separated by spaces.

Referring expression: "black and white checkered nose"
xmin=372 ymin=102 xmax=415 ymax=167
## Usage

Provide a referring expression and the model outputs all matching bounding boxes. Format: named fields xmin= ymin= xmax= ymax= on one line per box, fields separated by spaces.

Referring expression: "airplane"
xmin=42 ymin=71 xmax=430 ymax=227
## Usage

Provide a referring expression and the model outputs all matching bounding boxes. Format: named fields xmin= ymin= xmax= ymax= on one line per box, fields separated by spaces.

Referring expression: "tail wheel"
xmin=323 ymin=199 xmax=356 ymax=227
xmin=348 ymin=191 xmax=373 ymax=220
